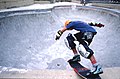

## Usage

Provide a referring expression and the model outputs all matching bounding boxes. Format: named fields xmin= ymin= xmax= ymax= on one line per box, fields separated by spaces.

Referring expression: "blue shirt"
xmin=66 ymin=21 xmax=97 ymax=33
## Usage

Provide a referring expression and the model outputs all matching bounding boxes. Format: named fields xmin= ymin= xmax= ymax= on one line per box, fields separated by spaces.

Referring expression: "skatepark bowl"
xmin=0 ymin=3 xmax=120 ymax=73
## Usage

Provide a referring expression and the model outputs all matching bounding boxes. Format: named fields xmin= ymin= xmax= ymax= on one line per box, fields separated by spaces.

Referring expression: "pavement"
xmin=0 ymin=67 xmax=120 ymax=79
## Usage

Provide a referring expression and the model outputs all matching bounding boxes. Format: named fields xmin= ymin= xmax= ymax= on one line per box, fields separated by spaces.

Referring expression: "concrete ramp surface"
xmin=0 ymin=2 xmax=120 ymax=78
xmin=0 ymin=67 xmax=120 ymax=79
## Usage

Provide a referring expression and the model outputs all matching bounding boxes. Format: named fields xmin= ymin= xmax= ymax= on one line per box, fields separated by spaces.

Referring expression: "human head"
xmin=64 ymin=20 xmax=71 ymax=26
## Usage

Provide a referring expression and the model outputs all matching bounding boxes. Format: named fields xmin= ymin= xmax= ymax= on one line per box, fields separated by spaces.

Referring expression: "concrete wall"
xmin=0 ymin=0 xmax=34 ymax=9
xmin=0 ymin=0 xmax=80 ymax=9
xmin=34 ymin=1 xmax=50 ymax=4
xmin=0 ymin=0 xmax=75 ymax=9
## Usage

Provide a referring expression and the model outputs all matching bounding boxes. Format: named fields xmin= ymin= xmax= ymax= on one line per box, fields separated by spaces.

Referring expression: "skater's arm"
xmin=61 ymin=26 xmax=67 ymax=32
xmin=88 ymin=22 xmax=104 ymax=28
xmin=55 ymin=22 xmax=74 ymax=40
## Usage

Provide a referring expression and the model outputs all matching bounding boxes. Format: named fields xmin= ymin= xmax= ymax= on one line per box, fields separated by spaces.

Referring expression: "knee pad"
xmin=64 ymin=38 xmax=71 ymax=50
xmin=77 ymin=44 xmax=93 ymax=59
xmin=64 ymin=33 xmax=76 ymax=50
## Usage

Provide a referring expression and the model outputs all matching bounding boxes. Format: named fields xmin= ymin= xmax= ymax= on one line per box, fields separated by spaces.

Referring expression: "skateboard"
xmin=68 ymin=59 xmax=101 ymax=79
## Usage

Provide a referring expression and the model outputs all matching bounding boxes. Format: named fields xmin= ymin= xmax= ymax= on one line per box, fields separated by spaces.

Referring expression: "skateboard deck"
xmin=68 ymin=59 xmax=101 ymax=79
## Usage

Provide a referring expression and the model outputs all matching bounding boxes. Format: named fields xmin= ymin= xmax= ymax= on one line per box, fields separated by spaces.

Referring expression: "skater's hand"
xmin=89 ymin=22 xmax=104 ymax=28
xmin=96 ymin=23 xmax=104 ymax=28
xmin=55 ymin=30 xmax=63 ymax=40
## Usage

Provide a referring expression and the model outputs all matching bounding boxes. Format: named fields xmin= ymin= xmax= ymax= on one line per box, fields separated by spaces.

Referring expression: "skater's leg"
xmin=90 ymin=55 xmax=97 ymax=64
xmin=77 ymin=41 xmax=103 ymax=74
xmin=64 ymin=33 xmax=80 ymax=61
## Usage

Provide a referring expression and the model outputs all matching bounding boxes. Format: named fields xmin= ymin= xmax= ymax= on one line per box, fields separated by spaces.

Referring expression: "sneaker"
xmin=72 ymin=55 xmax=81 ymax=62
xmin=91 ymin=64 xmax=103 ymax=75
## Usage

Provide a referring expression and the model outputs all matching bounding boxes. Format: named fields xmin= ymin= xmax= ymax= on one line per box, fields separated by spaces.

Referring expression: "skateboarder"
xmin=55 ymin=20 xmax=104 ymax=74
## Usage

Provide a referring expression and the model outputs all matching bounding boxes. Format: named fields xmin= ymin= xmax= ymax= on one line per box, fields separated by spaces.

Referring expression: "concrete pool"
xmin=0 ymin=3 xmax=120 ymax=72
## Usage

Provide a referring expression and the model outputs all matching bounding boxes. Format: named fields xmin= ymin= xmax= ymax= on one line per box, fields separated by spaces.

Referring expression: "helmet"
xmin=64 ymin=20 xmax=71 ymax=26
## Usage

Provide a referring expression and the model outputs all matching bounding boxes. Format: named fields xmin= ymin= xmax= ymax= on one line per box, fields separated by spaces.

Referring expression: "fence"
xmin=80 ymin=0 xmax=120 ymax=3
xmin=34 ymin=0 xmax=120 ymax=3
xmin=34 ymin=0 xmax=72 ymax=3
